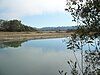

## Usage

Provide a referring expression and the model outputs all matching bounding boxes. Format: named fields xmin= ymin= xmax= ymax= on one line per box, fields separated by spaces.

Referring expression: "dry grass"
xmin=0 ymin=32 xmax=73 ymax=41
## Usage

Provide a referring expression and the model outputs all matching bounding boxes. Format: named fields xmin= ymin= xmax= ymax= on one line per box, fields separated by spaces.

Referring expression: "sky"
xmin=0 ymin=0 xmax=77 ymax=28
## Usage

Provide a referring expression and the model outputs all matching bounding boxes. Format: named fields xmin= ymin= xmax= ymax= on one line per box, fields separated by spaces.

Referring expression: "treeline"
xmin=40 ymin=26 xmax=78 ymax=31
xmin=0 ymin=19 xmax=37 ymax=32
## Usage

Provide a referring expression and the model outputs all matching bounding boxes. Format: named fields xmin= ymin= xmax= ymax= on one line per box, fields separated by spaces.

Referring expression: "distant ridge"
xmin=39 ymin=26 xmax=78 ymax=31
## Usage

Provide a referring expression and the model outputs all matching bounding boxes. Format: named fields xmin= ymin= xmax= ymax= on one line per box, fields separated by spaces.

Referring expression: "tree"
xmin=0 ymin=19 xmax=37 ymax=32
xmin=59 ymin=0 xmax=100 ymax=75
xmin=65 ymin=0 xmax=100 ymax=37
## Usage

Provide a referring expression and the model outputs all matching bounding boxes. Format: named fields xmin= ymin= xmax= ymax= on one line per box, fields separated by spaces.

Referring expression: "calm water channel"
xmin=0 ymin=38 xmax=81 ymax=75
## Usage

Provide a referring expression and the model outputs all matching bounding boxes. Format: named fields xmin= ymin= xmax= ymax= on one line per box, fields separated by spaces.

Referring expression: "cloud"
xmin=0 ymin=0 xmax=66 ymax=19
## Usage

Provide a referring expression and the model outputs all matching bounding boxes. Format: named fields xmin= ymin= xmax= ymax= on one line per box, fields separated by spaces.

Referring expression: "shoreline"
xmin=0 ymin=32 xmax=73 ymax=42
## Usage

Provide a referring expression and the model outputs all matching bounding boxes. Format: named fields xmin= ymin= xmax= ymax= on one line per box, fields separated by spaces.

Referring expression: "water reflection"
xmin=0 ymin=40 xmax=28 ymax=48
xmin=0 ymin=38 xmax=70 ymax=75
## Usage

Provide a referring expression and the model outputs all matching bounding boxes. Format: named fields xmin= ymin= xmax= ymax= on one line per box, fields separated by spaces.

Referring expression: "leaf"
xmin=75 ymin=62 xmax=77 ymax=68
xmin=64 ymin=72 xmax=67 ymax=75
xmin=67 ymin=61 xmax=70 ymax=64
xmin=58 ymin=70 xmax=63 ymax=75
xmin=72 ymin=1 xmax=77 ymax=5
xmin=90 ymin=44 xmax=95 ymax=47
xmin=97 ymin=41 xmax=100 ymax=46
xmin=87 ymin=41 xmax=93 ymax=43
xmin=75 ymin=44 xmax=80 ymax=49
xmin=70 ymin=60 xmax=73 ymax=63
xmin=67 ymin=46 xmax=73 ymax=49
xmin=65 ymin=8 xmax=68 ymax=11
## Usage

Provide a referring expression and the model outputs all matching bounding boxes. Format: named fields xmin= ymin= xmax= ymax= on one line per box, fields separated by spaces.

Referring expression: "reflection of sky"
xmin=0 ymin=38 xmax=98 ymax=75
xmin=0 ymin=38 xmax=96 ymax=75
xmin=0 ymin=38 xmax=69 ymax=75
xmin=21 ymin=38 xmax=67 ymax=52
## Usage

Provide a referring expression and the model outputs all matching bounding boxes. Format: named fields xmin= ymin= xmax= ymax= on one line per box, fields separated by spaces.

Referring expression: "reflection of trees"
xmin=0 ymin=40 xmax=28 ymax=48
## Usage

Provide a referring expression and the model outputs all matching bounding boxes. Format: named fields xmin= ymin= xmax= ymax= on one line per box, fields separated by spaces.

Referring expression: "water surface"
xmin=0 ymin=38 xmax=75 ymax=75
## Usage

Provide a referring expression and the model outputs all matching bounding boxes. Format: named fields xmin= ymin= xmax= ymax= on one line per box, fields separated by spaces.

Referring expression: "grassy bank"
xmin=0 ymin=32 xmax=72 ymax=41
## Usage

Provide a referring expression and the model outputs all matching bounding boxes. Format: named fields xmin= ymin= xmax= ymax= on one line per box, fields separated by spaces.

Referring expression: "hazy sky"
xmin=0 ymin=0 xmax=76 ymax=28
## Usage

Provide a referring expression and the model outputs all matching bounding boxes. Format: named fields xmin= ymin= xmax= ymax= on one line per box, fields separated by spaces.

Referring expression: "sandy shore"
xmin=0 ymin=32 xmax=72 ymax=41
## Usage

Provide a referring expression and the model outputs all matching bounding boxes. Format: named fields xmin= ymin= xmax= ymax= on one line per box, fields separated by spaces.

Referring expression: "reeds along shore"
xmin=0 ymin=32 xmax=73 ymax=41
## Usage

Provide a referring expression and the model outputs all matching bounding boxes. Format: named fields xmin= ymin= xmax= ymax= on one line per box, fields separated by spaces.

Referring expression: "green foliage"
xmin=58 ymin=0 xmax=100 ymax=75
xmin=0 ymin=19 xmax=37 ymax=32
xmin=65 ymin=0 xmax=100 ymax=36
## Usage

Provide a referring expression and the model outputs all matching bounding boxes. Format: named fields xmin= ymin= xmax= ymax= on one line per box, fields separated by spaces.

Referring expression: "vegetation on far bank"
xmin=0 ymin=19 xmax=78 ymax=32
xmin=0 ymin=19 xmax=37 ymax=32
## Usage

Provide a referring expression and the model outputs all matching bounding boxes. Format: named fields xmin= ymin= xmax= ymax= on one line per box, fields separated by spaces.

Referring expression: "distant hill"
xmin=0 ymin=19 xmax=77 ymax=32
xmin=0 ymin=19 xmax=37 ymax=32
xmin=39 ymin=26 xmax=78 ymax=31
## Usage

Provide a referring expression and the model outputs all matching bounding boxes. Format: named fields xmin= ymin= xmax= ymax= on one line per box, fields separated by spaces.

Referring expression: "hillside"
xmin=0 ymin=19 xmax=37 ymax=32
xmin=39 ymin=26 xmax=77 ymax=31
